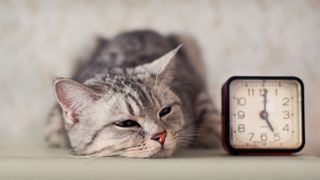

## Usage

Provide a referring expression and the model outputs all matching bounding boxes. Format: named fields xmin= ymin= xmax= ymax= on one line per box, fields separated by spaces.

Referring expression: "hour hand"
xmin=260 ymin=111 xmax=274 ymax=132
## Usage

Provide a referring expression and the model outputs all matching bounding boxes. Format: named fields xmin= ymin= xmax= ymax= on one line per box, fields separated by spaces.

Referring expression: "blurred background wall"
xmin=0 ymin=0 xmax=319 ymax=155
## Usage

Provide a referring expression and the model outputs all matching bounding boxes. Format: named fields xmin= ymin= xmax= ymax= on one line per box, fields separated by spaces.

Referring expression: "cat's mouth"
xmin=150 ymin=136 xmax=177 ymax=158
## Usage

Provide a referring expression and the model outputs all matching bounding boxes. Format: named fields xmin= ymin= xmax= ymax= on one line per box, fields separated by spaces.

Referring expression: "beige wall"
xmin=1 ymin=0 xmax=319 ymax=155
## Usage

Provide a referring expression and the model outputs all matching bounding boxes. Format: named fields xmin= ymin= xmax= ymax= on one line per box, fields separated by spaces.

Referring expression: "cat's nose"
xmin=151 ymin=131 xmax=167 ymax=145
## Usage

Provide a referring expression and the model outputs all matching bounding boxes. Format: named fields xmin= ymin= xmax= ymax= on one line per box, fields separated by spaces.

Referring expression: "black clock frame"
xmin=221 ymin=76 xmax=305 ymax=155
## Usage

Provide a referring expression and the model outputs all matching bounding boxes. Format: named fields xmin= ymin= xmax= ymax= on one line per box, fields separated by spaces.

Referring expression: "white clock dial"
xmin=229 ymin=79 xmax=302 ymax=149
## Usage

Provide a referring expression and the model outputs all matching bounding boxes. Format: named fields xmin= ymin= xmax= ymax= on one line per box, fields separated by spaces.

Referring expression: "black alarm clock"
xmin=221 ymin=76 xmax=305 ymax=155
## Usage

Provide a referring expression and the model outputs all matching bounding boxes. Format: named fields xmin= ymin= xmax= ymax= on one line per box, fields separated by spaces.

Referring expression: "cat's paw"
xmin=193 ymin=111 xmax=221 ymax=148
xmin=45 ymin=130 xmax=68 ymax=147
xmin=45 ymin=105 xmax=68 ymax=147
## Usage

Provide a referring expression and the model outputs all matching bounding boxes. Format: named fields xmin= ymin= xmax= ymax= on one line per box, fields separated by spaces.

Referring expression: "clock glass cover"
xmin=222 ymin=76 xmax=305 ymax=154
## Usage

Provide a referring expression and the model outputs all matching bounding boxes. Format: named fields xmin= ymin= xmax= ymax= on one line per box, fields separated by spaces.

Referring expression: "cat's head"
xmin=54 ymin=46 xmax=190 ymax=158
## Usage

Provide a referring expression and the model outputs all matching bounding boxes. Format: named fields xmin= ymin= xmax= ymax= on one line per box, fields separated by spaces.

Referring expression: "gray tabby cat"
xmin=45 ymin=30 xmax=220 ymax=158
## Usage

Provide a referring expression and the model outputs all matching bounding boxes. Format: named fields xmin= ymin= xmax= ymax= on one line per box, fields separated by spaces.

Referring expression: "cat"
xmin=45 ymin=30 xmax=221 ymax=158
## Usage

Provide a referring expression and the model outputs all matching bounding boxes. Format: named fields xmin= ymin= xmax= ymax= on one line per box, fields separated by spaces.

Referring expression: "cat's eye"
xmin=114 ymin=120 xmax=141 ymax=128
xmin=159 ymin=106 xmax=172 ymax=117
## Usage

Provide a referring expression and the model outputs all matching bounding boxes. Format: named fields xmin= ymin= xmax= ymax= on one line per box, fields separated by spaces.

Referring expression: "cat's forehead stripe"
xmin=131 ymin=78 xmax=158 ymax=106
xmin=115 ymin=75 xmax=156 ymax=108
xmin=153 ymin=92 xmax=161 ymax=106
xmin=145 ymin=87 xmax=156 ymax=106
xmin=124 ymin=93 xmax=143 ymax=111
xmin=125 ymin=101 xmax=134 ymax=116
xmin=132 ymin=84 xmax=151 ymax=107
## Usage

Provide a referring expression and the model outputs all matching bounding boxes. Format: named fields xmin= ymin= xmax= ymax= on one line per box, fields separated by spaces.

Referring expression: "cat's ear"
xmin=135 ymin=45 xmax=182 ymax=75
xmin=54 ymin=78 xmax=99 ymax=124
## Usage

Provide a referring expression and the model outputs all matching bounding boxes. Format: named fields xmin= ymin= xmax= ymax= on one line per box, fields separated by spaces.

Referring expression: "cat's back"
xmin=74 ymin=30 xmax=178 ymax=82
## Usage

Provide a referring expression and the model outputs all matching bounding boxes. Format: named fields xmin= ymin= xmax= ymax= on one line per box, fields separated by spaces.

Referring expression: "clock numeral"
xmin=238 ymin=124 xmax=245 ymax=133
xmin=283 ymin=124 xmax=289 ymax=131
xmin=283 ymin=111 xmax=290 ymax=119
xmin=249 ymin=132 xmax=255 ymax=141
xmin=238 ymin=111 xmax=245 ymax=119
xmin=248 ymin=88 xmax=254 ymax=96
xmin=274 ymin=133 xmax=281 ymax=141
xmin=236 ymin=97 xmax=246 ymax=106
xmin=260 ymin=133 xmax=268 ymax=142
xmin=283 ymin=97 xmax=290 ymax=106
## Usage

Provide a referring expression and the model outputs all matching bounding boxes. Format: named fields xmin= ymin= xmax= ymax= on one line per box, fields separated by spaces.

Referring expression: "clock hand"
xmin=263 ymin=89 xmax=267 ymax=111
xmin=260 ymin=89 xmax=274 ymax=132
xmin=259 ymin=89 xmax=268 ymax=120
xmin=264 ymin=113 xmax=274 ymax=132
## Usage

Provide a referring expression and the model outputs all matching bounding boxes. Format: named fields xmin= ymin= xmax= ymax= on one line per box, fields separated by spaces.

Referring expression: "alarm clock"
xmin=221 ymin=76 xmax=305 ymax=155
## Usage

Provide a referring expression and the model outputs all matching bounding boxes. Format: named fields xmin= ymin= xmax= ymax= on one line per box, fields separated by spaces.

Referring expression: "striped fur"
xmin=45 ymin=30 xmax=220 ymax=158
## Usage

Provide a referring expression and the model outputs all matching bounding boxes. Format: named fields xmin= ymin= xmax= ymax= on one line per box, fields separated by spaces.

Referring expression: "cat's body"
xmin=46 ymin=30 xmax=220 ymax=158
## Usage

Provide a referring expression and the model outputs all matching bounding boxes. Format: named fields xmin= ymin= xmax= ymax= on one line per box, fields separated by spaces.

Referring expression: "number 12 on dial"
xmin=222 ymin=76 xmax=305 ymax=155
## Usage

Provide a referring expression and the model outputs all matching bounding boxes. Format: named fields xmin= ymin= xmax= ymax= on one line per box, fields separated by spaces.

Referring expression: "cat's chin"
xmin=118 ymin=146 xmax=175 ymax=158
xmin=146 ymin=146 xmax=175 ymax=158
xmin=150 ymin=149 xmax=174 ymax=158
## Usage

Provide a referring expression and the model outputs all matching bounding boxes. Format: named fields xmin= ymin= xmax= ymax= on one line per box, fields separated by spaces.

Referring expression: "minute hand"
xmin=261 ymin=89 xmax=274 ymax=132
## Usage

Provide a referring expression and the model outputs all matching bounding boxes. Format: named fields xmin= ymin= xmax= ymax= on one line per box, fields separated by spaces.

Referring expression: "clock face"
xmin=227 ymin=78 xmax=304 ymax=150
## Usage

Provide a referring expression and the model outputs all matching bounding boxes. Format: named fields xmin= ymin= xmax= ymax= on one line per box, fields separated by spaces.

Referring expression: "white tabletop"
xmin=1 ymin=144 xmax=319 ymax=180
